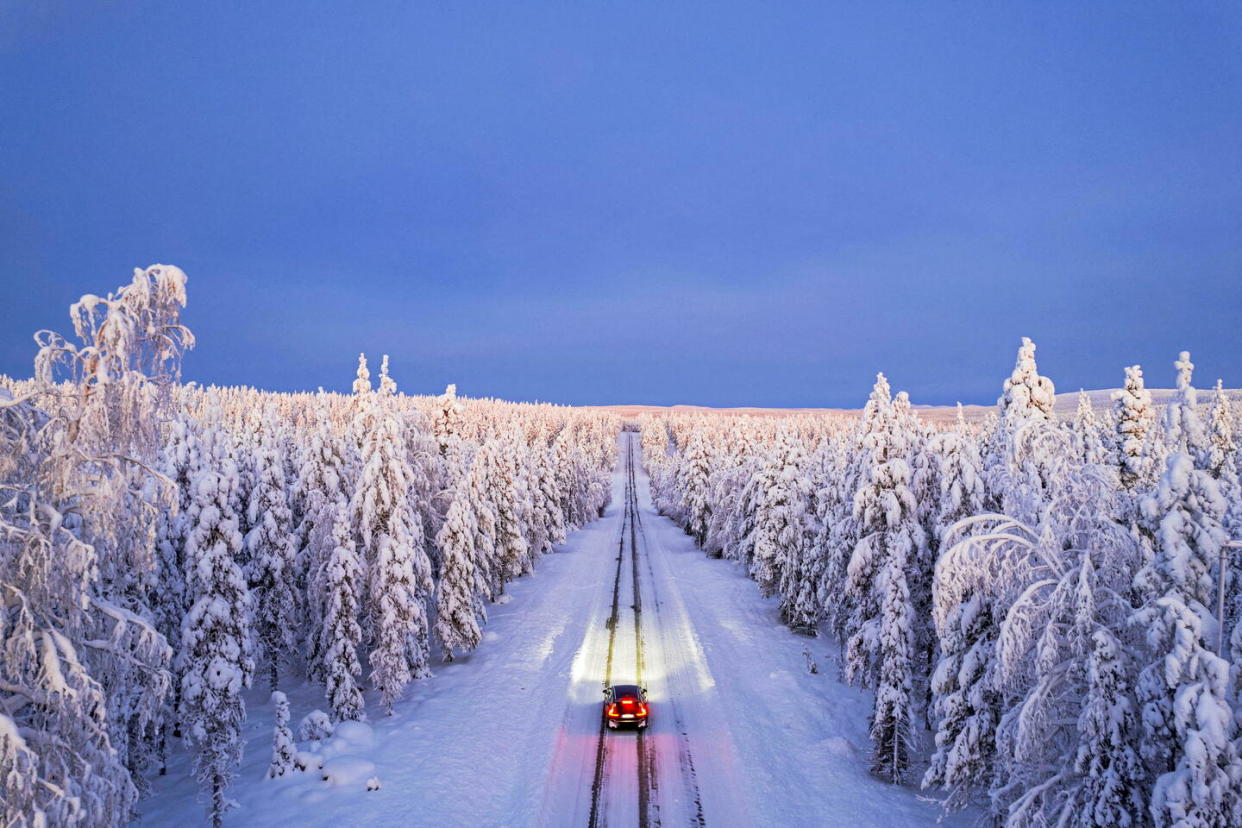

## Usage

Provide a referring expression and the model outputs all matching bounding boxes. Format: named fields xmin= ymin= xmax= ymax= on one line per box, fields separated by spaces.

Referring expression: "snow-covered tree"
xmin=843 ymin=374 xmax=925 ymax=782
xmin=178 ymin=461 xmax=255 ymax=828
xmin=351 ymin=356 xmax=433 ymax=713
xmin=678 ymin=429 xmax=713 ymax=546
xmin=245 ymin=424 xmax=299 ymax=690
xmin=1134 ymin=451 xmax=1238 ymax=824
xmin=1073 ymin=390 xmax=1109 ymax=466
xmin=319 ymin=503 xmax=366 ymax=722
xmin=264 ymin=692 xmax=296 ymax=779
xmin=1113 ymin=365 xmax=1157 ymax=493
xmin=434 ymin=490 xmax=483 ymax=660
xmin=432 ymin=383 xmax=462 ymax=456
xmin=1 ymin=265 xmax=190 ymax=825
xmin=1073 ymin=629 xmax=1146 ymax=828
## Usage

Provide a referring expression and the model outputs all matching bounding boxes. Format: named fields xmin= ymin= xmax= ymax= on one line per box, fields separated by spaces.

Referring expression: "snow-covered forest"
xmin=644 ymin=339 xmax=1242 ymax=826
xmin=0 ymin=267 xmax=617 ymax=827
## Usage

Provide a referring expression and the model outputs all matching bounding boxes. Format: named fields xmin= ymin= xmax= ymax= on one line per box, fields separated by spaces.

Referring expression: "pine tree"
xmin=178 ymin=463 xmax=255 ymax=828
xmin=352 ymin=357 xmax=433 ymax=713
xmin=1073 ymin=390 xmax=1109 ymax=466
xmin=319 ymin=503 xmax=366 ymax=722
xmin=1073 ymin=629 xmax=1146 ymax=828
xmin=843 ymin=374 xmax=924 ymax=782
xmin=435 ymin=490 xmax=483 ymax=660
xmin=1113 ymin=365 xmax=1157 ymax=493
xmin=679 ymin=430 xmax=713 ymax=546
xmin=246 ymin=425 xmax=299 ymax=691
xmin=264 ymin=692 xmax=296 ymax=779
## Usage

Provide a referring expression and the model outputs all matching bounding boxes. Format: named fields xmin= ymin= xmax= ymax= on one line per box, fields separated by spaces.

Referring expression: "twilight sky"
xmin=1 ymin=2 xmax=1239 ymax=407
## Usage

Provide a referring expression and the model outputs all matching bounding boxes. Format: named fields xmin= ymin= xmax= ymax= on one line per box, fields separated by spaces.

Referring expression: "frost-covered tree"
xmin=1113 ymin=365 xmax=1157 ymax=493
xmin=264 ymin=692 xmax=296 ymax=779
xmin=678 ymin=429 xmax=713 ymax=546
xmin=351 ymin=356 xmax=433 ymax=712
xmin=295 ymin=398 xmax=352 ymax=681
xmin=844 ymin=374 xmax=924 ymax=782
xmin=923 ymin=593 xmax=1000 ymax=812
xmin=179 ymin=462 xmax=255 ymax=828
xmin=1134 ymin=451 xmax=1238 ymax=824
xmin=1000 ymin=337 xmax=1057 ymax=422
xmin=530 ymin=445 xmax=567 ymax=554
xmin=1073 ymin=629 xmax=1146 ymax=828
xmin=431 ymin=383 xmax=462 ymax=456
xmin=1 ymin=265 xmax=190 ymax=826
xmin=246 ymin=424 xmax=299 ymax=690
xmin=1073 ymin=390 xmax=1109 ymax=466
xmin=1164 ymin=352 xmax=1209 ymax=464
xmin=434 ymin=490 xmax=483 ymax=660
xmin=747 ymin=430 xmax=809 ymax=605
xmin=319 ymin=504 xmax=366 ymax=722
xmin=489 ymin=437 xmax=532 ymax=586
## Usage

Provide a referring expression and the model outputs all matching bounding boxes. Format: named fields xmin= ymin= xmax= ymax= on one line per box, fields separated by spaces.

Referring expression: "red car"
xmin=604 ymin=684 xmax=649 ymax=729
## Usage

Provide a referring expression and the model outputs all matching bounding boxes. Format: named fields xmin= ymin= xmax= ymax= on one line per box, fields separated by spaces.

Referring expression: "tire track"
xmin=588 ymin=435 xmax=635 ymax=828
xmin=631 ymin=441 xmax=707 ymax=827
xmin=630 ymin=436 xmax=658 ymax=828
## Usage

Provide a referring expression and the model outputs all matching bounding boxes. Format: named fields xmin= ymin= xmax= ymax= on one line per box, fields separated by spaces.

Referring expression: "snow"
xmin=135 ymin=434 xmax=968 ymax=827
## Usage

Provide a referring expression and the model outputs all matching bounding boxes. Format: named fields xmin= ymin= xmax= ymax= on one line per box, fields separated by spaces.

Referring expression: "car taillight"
xmin=637 ymin=704 xmax=648 ymax=717
xmin=606 ymin=704 xmax=619 ymax=718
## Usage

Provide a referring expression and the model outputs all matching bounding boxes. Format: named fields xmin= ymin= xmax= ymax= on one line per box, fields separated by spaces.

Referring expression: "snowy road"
xmin=140 ymin=432 xmax=967 ymax=828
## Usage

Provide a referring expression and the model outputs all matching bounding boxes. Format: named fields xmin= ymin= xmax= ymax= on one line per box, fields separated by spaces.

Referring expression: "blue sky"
xmin=2 ymin=2 xmax=1239 ymax=407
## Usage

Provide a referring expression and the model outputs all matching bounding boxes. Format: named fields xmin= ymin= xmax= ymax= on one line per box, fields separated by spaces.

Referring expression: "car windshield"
xmin=611 ymin=685 xmax=641 ymax=698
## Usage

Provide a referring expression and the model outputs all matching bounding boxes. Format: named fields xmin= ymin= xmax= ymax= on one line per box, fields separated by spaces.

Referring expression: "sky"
xmin=1 ymin=2 xmax=1239 ymax=408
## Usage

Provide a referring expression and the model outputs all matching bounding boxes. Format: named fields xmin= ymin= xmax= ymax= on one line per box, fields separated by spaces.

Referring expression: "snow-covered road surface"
xmin=139 ymin=433 xmax=968 ymax=827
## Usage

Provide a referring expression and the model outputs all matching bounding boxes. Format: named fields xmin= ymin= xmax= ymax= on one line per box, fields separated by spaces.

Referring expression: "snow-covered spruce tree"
xmin=434 ymin=489 xmax=483 ymax=661
xmin=1206 ymin=380 xmax=1241 ymax=535
xmin=987 ymin=337 xmax=1058 ymax=520
xmin=179 ymin=460 xmax=255 ymax=828
xmin=1 ymin=266 xmax=190 ymax=825
xmin=296 ymin=399 xmax=353 ymax=684
xmin=460 ymin=442 xmax=501 ymax=606
xmin=1163 ymin=352 xmax=1209 ymax=464
xmin=1134 ymin=450 xmax=1239 ymax=826
xmin=245 ymin=422 xmax=299 ymax=691
xmin=844 ymin=374 xmax=925 ymax=782
xmin=151 ymin=406 xmax=202 ymax=770
xmin=351 ymin=356 xmax=434 ymax=713
xmin=931 ymin=405 xmax=986 ymax=543
xmin=818 ymin=421 xmax=867 ymax=643
xmin=922 ymin=592 xmax=1001 ymax=813
xmin=319 ymin=503 xmax=366 ymax=722
xmin=530 ymin=445 xmax=567 ymax=554
xmin=1073 ymin=390 xmax=1109 ymax=466
xmin=489 ymin=437 xmax=532 ymax=586
xmin=1073 ymin=628 xmax=1146 ymax=828
xmin=431 ymin=383 xmax=462 ymax=456
xmin=678 ymin=429 xmax=713 ymax=546
xmin=1113 ymin=365 xmax=1158 ymax=494
xmin=265 ymin=691 xmax=296 ymax=779
xmin=746 ymin=430 xmax=808 ymax=602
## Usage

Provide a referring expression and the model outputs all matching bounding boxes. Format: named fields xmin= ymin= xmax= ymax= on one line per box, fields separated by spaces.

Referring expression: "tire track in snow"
xmin=587 ymin=468 xmax=629 ymax=828
xmin=631 ymin=440 xmax=707 ymax=828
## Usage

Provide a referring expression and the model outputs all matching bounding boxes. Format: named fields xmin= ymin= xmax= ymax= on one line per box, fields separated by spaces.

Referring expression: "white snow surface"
xmin=137 ymin=434 xmax=968 ymax=827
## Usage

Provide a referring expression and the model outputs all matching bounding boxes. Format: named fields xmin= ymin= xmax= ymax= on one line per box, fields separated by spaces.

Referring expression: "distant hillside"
xmin=587 ymin=388 xmax=1242 ymax=425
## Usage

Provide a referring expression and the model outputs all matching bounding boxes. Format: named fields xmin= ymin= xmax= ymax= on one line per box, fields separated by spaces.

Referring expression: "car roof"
xmin=610 ymin=684 xmax=642 ymax=696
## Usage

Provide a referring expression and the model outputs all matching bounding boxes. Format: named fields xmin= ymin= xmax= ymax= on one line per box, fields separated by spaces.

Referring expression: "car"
xmin=603 ymin=684 xmax=649 ymax=729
